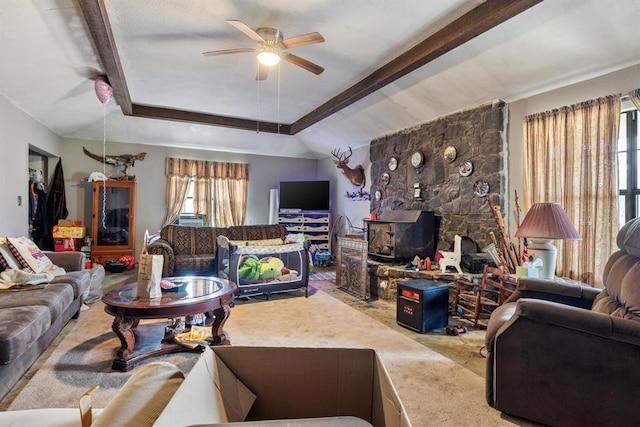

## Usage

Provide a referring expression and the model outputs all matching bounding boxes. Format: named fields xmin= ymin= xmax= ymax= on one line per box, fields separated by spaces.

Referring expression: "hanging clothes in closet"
xmin=39 ymin=158 xmax=69 ymax=251
xmin=29 ymin=174 xmax=49 ymax=247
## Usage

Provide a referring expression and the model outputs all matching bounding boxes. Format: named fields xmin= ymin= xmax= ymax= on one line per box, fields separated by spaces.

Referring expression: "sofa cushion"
xmin=225 ymin=225 xmax=287 ymax=241
xmin=161 ymin=225 xmax=219 ymax=255
xmin=593 ymin=217 xmax=640 ymax=321
xmin=0 ymin=305 xmax=51 ymax=364
xmin=7 ymin=236 xmax=53 ymax=274
xmin=174 ymin=253 xmax=216 ymax=275
xmin=0 ymin=284 xmax=74 ymax=323
xmin=50 ymin=270 xmax=91 ymax=299
xmin=594 ymin=250 xmax=640 ymax=321
xmin=617 ymin=217 xmax=640 ymax=258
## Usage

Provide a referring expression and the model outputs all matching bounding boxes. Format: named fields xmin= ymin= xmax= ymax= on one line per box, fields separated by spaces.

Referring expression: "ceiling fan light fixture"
xmin=257 ymin=49 xmax=280 ymax=66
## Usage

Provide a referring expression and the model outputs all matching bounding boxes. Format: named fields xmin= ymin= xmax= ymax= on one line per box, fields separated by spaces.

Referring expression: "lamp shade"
xmin=515 ymin=202 xmax=581 ymax=240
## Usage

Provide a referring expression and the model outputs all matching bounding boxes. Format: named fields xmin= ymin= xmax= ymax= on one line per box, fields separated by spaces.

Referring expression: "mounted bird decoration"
xmin=83 ymin=147 xmax=147 ymax=180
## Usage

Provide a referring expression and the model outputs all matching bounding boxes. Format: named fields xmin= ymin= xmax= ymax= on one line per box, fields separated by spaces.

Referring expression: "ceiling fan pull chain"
xmin=256 ymin=65 xmax=261 ymax=134
xmin=277 ymin=64 xmax=281 ymax=134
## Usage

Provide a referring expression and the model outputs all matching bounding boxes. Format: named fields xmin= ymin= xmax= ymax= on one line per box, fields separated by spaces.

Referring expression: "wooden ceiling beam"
xmin=131 ymin=104 xmax=291 ymax=135
xmin=78 ymin=0 xmax=132 ymax=115
xmin=79 ymin=0 xmax=543 ymax=135
xmin=290 ymin=0 xmax=543 ymax=134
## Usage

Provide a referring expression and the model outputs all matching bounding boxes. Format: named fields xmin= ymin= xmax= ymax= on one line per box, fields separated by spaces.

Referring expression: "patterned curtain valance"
xmin=165 ymin=158 xmax=249 ymax=179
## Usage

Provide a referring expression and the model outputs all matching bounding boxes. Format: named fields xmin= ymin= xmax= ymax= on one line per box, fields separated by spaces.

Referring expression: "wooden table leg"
xmin=211 ymin=296 xmax=233 ymax=345
xmin=112 ymin=313 xmax=136 ymax=359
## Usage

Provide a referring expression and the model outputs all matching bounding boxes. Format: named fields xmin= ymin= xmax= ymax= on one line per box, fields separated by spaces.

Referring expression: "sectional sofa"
xmin=0 ymin=251 xmax=89 ymax=402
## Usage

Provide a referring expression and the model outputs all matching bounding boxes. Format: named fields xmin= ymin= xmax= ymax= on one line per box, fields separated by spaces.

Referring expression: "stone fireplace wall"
xmin=369 ymin=100 xmax=507 ymax=253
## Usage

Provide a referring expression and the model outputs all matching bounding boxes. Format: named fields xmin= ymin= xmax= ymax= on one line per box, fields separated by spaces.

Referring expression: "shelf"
xmin=278 ymin=211 xmax=331 ymax=251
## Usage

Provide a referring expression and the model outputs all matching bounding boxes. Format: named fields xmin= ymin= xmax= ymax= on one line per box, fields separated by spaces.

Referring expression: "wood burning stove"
xmin=364 ymin=210 xmax=436 ymax=261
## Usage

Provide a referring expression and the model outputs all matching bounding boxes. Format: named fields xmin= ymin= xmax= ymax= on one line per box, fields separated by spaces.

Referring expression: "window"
xmin=174 ymin=178 xmax=204 ymax=226
xmin=180 ymin=178 xmax=196 ymax=216
xmin=618 ymin=108 xmax=640 ymax=226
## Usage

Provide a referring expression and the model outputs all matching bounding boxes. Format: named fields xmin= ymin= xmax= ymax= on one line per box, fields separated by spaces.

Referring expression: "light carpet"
xmin=6 ymin=283 xmax=526 ymax=426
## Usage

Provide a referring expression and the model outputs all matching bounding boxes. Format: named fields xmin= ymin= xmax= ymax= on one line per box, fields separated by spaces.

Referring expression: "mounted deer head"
xmin=331 ymin=146 xmax=366 ymax=188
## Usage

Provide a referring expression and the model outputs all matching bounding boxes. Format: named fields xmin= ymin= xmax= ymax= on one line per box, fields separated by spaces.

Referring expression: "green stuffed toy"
xmin=259 ymin=257 xmax=285 ymax=280
xmin=237 ymin=255 xmax=261 ymax=281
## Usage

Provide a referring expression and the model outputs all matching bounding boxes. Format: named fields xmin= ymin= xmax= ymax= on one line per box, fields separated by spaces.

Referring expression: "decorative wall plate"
xmin=381 ymin=172 xmax=390 ymax=185
xmin=411 ymin=151 xmax=424 ymax=167
xmin=473 ymin=180 xmax=490 ymax=197
xmin=388 ymin=157 xmax=398 ymax=171
xmin=444 ymin=146 xmax=457 ymax=163
xmin=459 ymin=160 xmax=473 ymax=177
xmin=374 ymin=189 xmax=382 ymax=201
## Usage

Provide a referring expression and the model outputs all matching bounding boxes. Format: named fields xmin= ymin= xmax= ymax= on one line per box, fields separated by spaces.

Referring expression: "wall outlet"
xmin=17 ymin=195 xmax=22 ymax=206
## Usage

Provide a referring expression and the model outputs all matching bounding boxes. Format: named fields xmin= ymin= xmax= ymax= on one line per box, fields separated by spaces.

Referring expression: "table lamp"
xmin=514 ymin=202 xmax=581 ymax=279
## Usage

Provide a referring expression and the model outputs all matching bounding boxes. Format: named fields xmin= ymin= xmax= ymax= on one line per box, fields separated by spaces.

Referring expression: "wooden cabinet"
xmin=278 ymin=211 xmax=331 ymax=250
xmin=90 ymin=180 xmax=136 ymax=264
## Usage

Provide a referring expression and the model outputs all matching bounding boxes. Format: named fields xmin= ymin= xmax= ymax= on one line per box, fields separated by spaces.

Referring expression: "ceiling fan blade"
xmin=202 ymin=47 xmax=255 ymax=56
xmin=227 ymin=20 xmax=264 ymax=43
xmin=281 ymin=52 xmax=324 ymax=75
xmin=256 ymin=65 xmax=269 ymax=81
xmin=281 ymin=32 xmax=325 ymax=49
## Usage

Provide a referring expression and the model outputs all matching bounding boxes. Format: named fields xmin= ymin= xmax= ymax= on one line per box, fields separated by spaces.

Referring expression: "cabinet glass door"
xmin=95 ymin=183 xmax=131 ymax=247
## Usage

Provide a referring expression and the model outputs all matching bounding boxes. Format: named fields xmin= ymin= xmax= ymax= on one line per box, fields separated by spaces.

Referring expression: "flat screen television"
xmin=279 ymin=180 xmax=330 ymax=211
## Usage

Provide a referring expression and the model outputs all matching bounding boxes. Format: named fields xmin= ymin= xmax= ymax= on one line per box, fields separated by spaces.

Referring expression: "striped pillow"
xmin=0 ymin=238 xmax=23 ymax=270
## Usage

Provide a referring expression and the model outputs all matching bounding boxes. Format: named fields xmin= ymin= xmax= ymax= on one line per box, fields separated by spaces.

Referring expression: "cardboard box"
xmin=52 ymin=226 xmax=86 ymax=238
xmin=54 ymin=238 xmax=80 ymax=252
xmin=155 ymin=346 xmax=410 ymax=427
xmin=57 ymin=219 xmax=82 ymax=227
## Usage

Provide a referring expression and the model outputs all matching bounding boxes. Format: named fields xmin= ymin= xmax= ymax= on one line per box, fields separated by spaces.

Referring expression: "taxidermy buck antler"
xmin=83 ymin=147 xmax=147 ymax=180
xmin=331 ymin=146 xmax=365 ymax=188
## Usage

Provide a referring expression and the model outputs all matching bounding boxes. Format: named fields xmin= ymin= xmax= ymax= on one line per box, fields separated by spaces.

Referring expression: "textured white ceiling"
xmin=1 ymin=0 xmax=639 ymax=158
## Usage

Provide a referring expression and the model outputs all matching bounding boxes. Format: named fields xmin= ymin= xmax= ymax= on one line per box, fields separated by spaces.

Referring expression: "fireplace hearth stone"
xmin=368 ymin=260 xmax=461 ymax=302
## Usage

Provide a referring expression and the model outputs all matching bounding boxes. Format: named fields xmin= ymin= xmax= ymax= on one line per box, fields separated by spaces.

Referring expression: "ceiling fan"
xmin=202 ymin=20 xmax=325 ymax=81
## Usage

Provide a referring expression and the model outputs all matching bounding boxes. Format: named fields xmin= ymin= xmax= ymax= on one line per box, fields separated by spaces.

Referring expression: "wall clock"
xmin=381 ymin=172 xmax=390 ymax=185
xmin=459 ymin=160 xmax=473 ymax=177
xmin=388 ymin=157 xmax=398 ymax=171
xmin=473 ymin=180 xmax=490 ymax=197
xmin=444 ymin=146 xmax=457 ymax=163
xmin=411 ymin=151 xmax=424 ymax=167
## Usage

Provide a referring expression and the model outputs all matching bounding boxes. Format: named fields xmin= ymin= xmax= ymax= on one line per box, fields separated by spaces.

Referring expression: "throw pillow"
xmin=0 ymin=238 xmax=23 ymax=270
xmin=7 ymin=236 xmax=53 ymax=274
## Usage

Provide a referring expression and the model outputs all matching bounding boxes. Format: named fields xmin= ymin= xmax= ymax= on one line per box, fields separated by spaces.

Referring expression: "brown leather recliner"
xmin=485 ymin=217 xmax=640 ymax=426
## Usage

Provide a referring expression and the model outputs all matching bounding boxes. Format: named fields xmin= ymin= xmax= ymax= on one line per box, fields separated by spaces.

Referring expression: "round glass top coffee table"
xmin=102 ymin=276 xmax=237 ymax=371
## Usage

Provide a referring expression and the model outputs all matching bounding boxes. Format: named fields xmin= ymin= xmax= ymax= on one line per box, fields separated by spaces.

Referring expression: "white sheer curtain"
xmin=523 ymin=94 xmax=621 ymax=286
